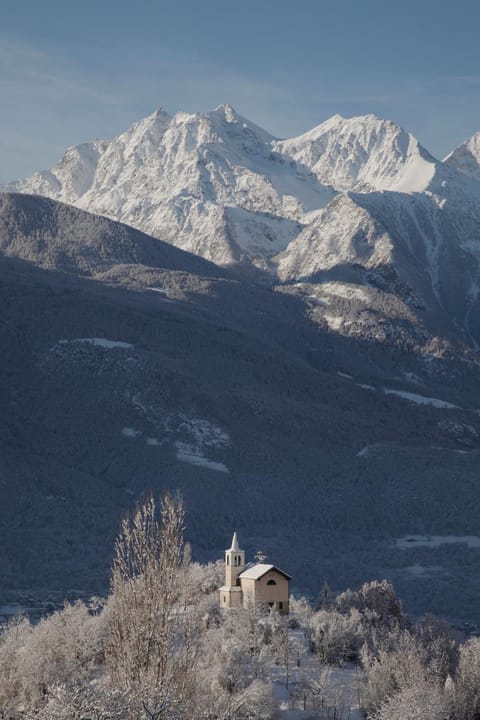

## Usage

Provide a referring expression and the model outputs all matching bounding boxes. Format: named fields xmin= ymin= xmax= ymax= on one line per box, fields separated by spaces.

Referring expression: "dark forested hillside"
xmin=1 ymin=194 xmax=480 ymax=623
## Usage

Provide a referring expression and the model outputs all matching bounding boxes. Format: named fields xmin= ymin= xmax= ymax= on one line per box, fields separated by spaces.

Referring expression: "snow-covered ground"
xmin=270 ymin=628 xmax=363 ymax=720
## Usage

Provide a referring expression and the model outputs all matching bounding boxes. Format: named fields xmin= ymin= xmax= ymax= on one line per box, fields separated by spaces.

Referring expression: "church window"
xmin=267 ymin=579 xmax=277 ymax=585
xmin=227 ymin=556 xmax=229 ymax=566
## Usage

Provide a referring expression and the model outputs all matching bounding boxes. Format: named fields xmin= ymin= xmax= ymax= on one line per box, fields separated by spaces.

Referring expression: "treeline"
xmin=0 ymin=494 xmax=479 ymax=719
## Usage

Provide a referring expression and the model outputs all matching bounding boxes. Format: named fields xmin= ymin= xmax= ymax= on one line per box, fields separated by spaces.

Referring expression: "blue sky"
xmin=1 ymin=0 xmax=480 ymax=182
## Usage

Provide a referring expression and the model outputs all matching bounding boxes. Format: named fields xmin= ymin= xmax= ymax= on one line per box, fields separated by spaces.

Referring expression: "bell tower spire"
xmin=225 ymin=531 xmax=245 ymax=587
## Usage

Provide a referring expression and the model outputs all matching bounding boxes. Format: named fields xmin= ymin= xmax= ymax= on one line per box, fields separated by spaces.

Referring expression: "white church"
xmin=219 ymin=532 xmax=291 ymax=614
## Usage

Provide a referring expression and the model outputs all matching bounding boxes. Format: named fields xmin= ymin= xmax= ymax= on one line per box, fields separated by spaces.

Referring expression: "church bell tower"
xmin=225 ymin=531 xmax=245 ymax=587
xmin=219 ymin=532 xmax=245 ymax=610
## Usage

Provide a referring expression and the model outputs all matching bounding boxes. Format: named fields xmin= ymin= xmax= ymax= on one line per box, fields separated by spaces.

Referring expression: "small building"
xmin=219 ymin=532 xmax=291 ymax=614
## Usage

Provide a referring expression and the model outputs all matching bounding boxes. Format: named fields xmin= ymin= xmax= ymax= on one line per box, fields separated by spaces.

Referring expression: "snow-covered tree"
xmin=106 ymin=492 xmax=199 ymax=718
xmin=335 ymin=579 xmax=403 ymax=627
xmin=312 ymin=607 xmax=366 ymax=665
xmin=452 ymin=637 xmax=480 ymax=720
xmin=361 ymin=629 xmax=449 ymax=714
xmin=371 ymin=680 xmax=448 ymax=720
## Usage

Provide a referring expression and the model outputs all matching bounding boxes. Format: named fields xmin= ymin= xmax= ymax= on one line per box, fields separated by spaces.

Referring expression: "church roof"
xmin=239 ymin=563 xmax=291 ymax=581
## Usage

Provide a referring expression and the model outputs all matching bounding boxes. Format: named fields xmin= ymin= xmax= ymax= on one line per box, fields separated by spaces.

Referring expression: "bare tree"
xmin=106 ymin=492 xmax=198 ymax=718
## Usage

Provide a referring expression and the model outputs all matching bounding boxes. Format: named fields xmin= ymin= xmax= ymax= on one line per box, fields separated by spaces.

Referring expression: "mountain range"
xmin=6 ymin=105 xmax=480 ymax=353
xmin=2 ymin=107 xmax=480 ymax=624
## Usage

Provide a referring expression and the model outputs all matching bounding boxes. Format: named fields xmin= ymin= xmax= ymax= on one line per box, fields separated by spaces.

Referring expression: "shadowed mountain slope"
xmin=1 ymin=195 xmax=480 ymax=623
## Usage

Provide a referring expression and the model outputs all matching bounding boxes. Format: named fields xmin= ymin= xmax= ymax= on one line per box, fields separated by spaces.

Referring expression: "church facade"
xmin=219 ymin=532 xmax=291 ymax=614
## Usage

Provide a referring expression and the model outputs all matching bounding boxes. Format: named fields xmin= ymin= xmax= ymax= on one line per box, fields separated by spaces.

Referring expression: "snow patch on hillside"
xmin=177 ymin=415 xmax=230 ymax=448
xmin=321 ymin=281 xmax=370 ymax=302
xmin=175 ymin=442 xmax=229 ymax=473
xmin=323 ymin=314 xmax=344 ymax=331
xmin=122 ymin=427 xmax=141 ymax=438
xmin=305 ymin=294 xmax=330 ymax=306
xmin=382 ymin=388 xmax=458 ymax=409
xmin=172 ymin=416 xmax=230 ymax=472
xmin=147 ymin=287 xmax=174 ymax=302
xmin=405 ymin=564 xmax=444 ymax=576
xmin=59 ymin=338 xmax=133 ymax=350
xmin=397 ymin=535 xmax=480 ymax=550
xmin=145 ymin=436 xmax=160 ymax=446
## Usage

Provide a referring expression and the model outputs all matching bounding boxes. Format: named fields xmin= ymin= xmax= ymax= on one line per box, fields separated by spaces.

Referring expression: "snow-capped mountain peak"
xmin=3 ymin=138 xmax=110 ymax=204
xmin=112 ymin=108 xmax=172 ymax=160
xmin=208 ymin=103 xmax=275 ymax=142
xmin=212 ymin=102 xmax=241 ymax=123
xmin=444 ymin=131 xmax=480 ymax=180
xmin=275 ymin=113 xmax=436 ymax=194
xmin=40 ymin=104 xmax=331 ymax=265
